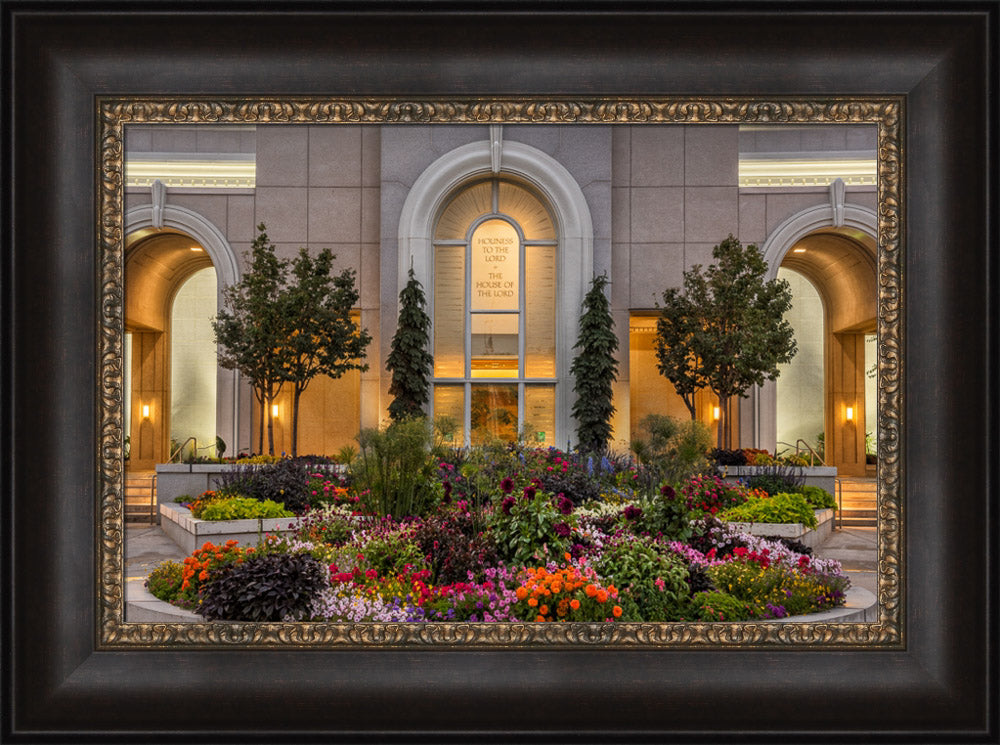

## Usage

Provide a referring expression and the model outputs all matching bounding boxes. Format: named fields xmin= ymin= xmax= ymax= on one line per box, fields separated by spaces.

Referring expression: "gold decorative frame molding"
xmin=98 ymin=96 xmax=903 ymax=648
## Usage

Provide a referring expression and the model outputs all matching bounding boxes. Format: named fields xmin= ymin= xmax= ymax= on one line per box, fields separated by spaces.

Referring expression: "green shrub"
xmin=196 ymin=553 xmax=327 ymax=622
xmin=357 ymin=533 xmax=428 ymax=578
xmin=195 ymin=496 xmax=293 ymax=521
xmin=718 ymin=492 xmax=817 ymax=529
xmin=690 ymin=591 xmax=754 ymax=621
xmin=145 ymin=560 xmax=184 ymax=603
xmin=630 ymin=414 xmax=713 ymax=487
xmin=488 ymin=488 xmax=574 ymax=565
xmin=351 ymin=418 xmax=442 ymax=517
xmin=746 ymin=465 xmax=804 ymax=495
xmin=629 ymin=484 xmax=697 ymax=542
xmin=800 ymin=485 xmax=836 ymax=509
xmin=595 ymin=536 xmax=691 ymax=621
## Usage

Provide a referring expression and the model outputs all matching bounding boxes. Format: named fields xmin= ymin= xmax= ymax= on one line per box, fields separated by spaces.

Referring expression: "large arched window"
xmin=431 ymin=179 xmax=558 ymax=445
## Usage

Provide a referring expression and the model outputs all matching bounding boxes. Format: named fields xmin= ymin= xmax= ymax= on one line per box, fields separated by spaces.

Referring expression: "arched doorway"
xmin=778 ymin=229 xmax=876 ymax=475
xmin=749 ymin=192 xmax=878 ymax=476
xmin=124 ymin=229 xmax=217 ymax=469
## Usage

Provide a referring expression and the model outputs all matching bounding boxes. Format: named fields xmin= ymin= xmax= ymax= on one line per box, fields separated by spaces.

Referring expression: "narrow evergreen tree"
xmin=386 ymin=267 xmax=433 ymax=421
xmin=571 ymin=274 xmax=619 ymax=453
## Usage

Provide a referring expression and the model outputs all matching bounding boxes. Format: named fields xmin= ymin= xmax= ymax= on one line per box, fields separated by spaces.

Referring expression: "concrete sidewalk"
xmin=812 ymin=526 xmax=878 ymax=596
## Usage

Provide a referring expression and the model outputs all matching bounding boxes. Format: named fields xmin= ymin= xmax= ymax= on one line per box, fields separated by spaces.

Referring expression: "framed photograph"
xmin=3 ymin=2 xmax=996 ymax=742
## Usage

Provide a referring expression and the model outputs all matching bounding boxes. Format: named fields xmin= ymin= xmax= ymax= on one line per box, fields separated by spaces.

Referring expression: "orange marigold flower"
xmin=516 ymin=586 xmax=529 ymax=601
xmin=564 ymin=552 xmax=572 ymax=562
xmin=539 ymin=604 xmax=549 ymax=615
xmin=535 ymin=615 xmax=546 ymax=622
xmin=570 ymin=598 xmax=581 ymax=610
xmin=215 ymin=553 xmax=224 ymax=561
xmin=585 ymin=584 xmax=597 ymax=598
xmin=596 ymin=589 xmax=609 ymax=604
xmin=528 ymin=597 xmax=538 ymax=607
xmin=612 ymin=605 xmax=623 ymax=618
xmin=198 ymin=570 xmax=208 ymax=581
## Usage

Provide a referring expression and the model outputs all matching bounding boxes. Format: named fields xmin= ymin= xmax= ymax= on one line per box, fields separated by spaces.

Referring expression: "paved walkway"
xmin=812 ymin=525 xmax=878 ymax=595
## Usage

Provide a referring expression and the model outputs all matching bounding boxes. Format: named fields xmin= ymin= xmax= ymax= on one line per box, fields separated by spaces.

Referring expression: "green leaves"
xmin=571 ymin=274 xmax=619 ymax=453
xmin=386 ymin=268 xmax=433 ymax=422
xmin=212 ymin=224 xmax=371 ymax=455
xmin=654 ymin=235 xmax=797 ymax=448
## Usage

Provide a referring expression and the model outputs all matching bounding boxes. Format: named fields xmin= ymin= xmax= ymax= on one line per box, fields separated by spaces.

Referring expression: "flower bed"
xmin=145 ymin=438 xmax=852 ymax=624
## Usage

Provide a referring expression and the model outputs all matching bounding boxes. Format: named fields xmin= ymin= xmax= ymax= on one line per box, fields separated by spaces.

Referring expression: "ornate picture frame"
xmin=4 ymin=3 xmax=995 ymax=741
xmin=99 ymin=96 xmax=904 ymax=649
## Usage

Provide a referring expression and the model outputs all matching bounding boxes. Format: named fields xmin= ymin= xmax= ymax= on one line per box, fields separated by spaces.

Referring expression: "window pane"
xmin=471 ymin=314 xmax=519 ymax=378
xmin=525 ymin=244 xmax=556 ymax=377
xmin=498 ymin=182 xmax=555 ymax=240
xmin=435 ymin=181 xmax=492 ymax=240
xmin=523 ymin=385 xmax=556 ymax=446
xmin=434 ymin=245 xmax=465 ymax=377
xmin=471 ymin=384 xmax=518 ymax=445
xmin=433 ymin=385 xmax=465 ymax=444
xmin=471 ymin=219 xmax=519 ymax=311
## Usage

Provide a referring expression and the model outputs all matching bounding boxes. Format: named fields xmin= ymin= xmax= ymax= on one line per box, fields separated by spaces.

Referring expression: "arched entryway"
xmin=124 ymin=229 xmax=218 ymax=469
xmin=754 ymin=193 xmax=878 ymax=476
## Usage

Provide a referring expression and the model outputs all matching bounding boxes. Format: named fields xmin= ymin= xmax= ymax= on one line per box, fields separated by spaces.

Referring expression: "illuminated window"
xmin=432 ymin=179 xmax=557 ymax=445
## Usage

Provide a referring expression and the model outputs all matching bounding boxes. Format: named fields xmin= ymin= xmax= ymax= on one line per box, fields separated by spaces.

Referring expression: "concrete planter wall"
xmin=154 ymin=464 xmax=231 ymax=507
xmin=159 ymin=502 xmax=301 ymax=554
xmin=717 ymin=465 xmax=837 ymax=495
xmin=723 ymin=507 xmax=835 ymax=550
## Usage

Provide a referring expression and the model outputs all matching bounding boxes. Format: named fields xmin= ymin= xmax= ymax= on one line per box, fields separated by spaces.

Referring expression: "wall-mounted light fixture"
xmin=845 ymin=405 xmax=854 ymax=422
xmin=272 ymin=404 xmax=279 ymax=418
xmin=712 ymin=406 xmax=721 ymax=421
xmin=142 ymin=404 xmax=150 ymax=419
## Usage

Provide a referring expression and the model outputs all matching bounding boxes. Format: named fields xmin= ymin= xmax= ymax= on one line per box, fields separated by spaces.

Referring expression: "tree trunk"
xmin=683 ymin=394 xmax=697 ymax=420
xmin=256 ymin=389 xmax=265 ymax=454
xmin=291 ymin=386 xmax=302 ymax=457
xmin=266 ymin=386 xmax=276 ymax=456
xmin=716 ymin=394 xmax=727 ymax=450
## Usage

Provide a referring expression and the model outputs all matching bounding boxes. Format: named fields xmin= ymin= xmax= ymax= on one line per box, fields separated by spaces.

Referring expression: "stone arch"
xmin=761 ymin=201 xmax=877 ymax=280
xmin=124 ymin=201 xmax=242 ymax=464
xmin=750 ymin=195 xmax=878 ymax=476
xmin=126 ymin=202 xmax=240 ymax=292
xmin=397 ymin=138 xmax=595 ymax=447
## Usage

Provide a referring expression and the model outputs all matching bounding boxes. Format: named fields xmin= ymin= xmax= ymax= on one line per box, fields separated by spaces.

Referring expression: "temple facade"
xmin=123 ymin=122 xmax=878 ymax=475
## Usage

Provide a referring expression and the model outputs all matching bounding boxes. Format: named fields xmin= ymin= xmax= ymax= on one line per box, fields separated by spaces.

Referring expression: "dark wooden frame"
xmin=2 ymin=2 xmax=996 ymax=741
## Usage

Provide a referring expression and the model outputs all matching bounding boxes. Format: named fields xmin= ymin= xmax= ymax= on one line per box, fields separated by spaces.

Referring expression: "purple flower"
xmin=553 ymin=522 xmax=571 ymax=538
xmin=660 ymin=484 xmax=676 ymax=499
xmin=523 ymin=486 xmax=536 ymax=501
xmin=557 ymin=495 xmax=574 ymax=515
xmin=624 ymin=505 xmax=643 ymax=521
xmin=501 ymin=496 xmax=516 ymax=515
xmin=500 ymin=477 xmax=515 ymax=494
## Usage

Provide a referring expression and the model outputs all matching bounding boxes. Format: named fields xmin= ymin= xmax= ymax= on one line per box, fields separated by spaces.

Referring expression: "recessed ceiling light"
xmin=190 ymin=246 xmax=203 ymax=252
xmin=792 ymin=248 xmax=806 ymax=253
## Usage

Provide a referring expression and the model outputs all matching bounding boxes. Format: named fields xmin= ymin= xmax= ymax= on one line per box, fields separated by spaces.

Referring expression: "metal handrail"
xmin=836 ymin=477 xmax=842 ymax=529
xmin=168 ymin=436 xmax=197 ymax=463
xmin=776 ymin=439 xmax=826 ymax=467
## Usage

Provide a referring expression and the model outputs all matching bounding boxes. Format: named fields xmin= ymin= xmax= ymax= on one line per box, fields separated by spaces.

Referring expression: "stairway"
xmin=836 ymin=476 xmax=877 ymax=528
xmin=124 ymin=470 xmax=158 ymax=524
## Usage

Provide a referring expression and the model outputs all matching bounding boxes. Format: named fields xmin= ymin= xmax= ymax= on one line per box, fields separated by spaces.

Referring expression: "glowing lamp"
xmin=272 ymin=404 xmax=279 ymax=418
xmin=846 ymin=405 xmax=854 ymax=422
xmin=142 ymin=404 xmax=150 ymax=419
xmin=712 ymin=406 xmax=720 ymax=421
